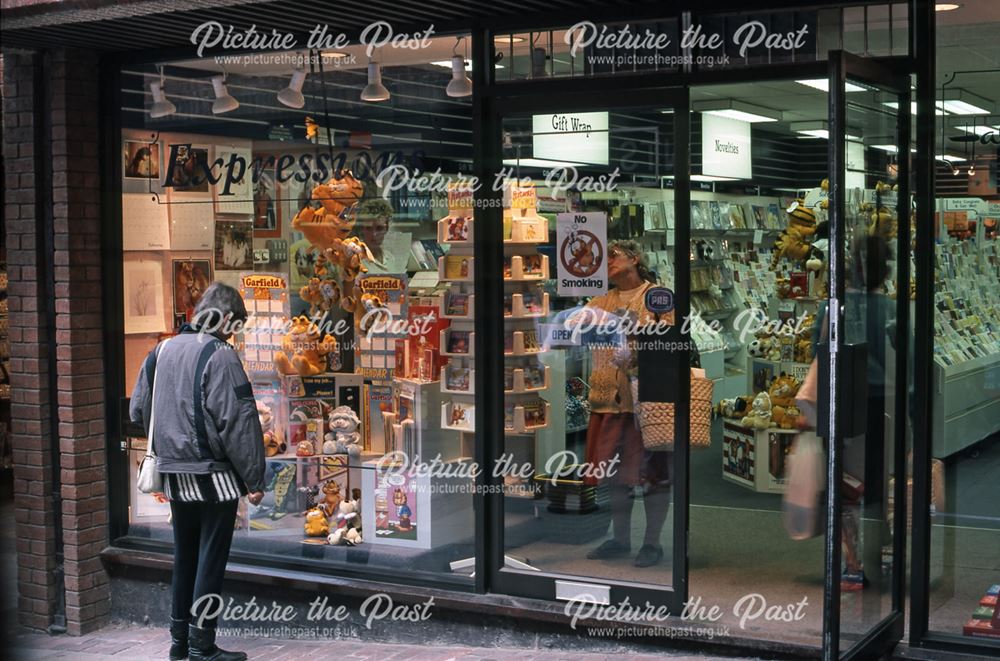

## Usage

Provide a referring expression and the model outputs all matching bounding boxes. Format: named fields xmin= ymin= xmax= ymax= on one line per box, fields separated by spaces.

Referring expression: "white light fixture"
xmin=795 ymin=79 xmax=866 ymax=93
xmin=494 ymin=35 xmax=525 ymax=44
xmin=661 ymin=174 xmax=740 ymax=182
xmin=502 ymin=157 xmax=586 ymax=169
xmin=884 ymin=101 xmax=946 ymax=116
xmin=935 ymin=3 xmax=961 ymax=11
xmin=869 ymin=144 xmax=918 ymax=154
xmin=935 ymin=89 xmax=994 ymax=115
xmin=693 ymin=99 xmax=781 ymax=123
xmin=790 ymin=120 xmax=860 ymax=141
xmin=277 ymin=69 xmax=307 ymax=109
xmin=211 ymin=75 xmax=239 ymax=114
xmin=446 ymin=55 xmax=473 ymax=98
xmin=937 ymin=154 xmax=966 ymax=162
xmin=149 ymin=78 xmax=176 ymax=119
xmin=955 ymin=124 xmax=995 ymax=136
xmin=361 ymin=61 xmax=390 ymax=102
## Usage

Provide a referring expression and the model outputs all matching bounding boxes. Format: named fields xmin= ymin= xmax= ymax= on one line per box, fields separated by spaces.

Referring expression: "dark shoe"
xmin=634 ymin=544 xmax=664 ymax=568
xmin=586 ymin=539 xmax=631 ymax=559
xmin=188 ymin=624 xmax=247 ymax=661
xmin=169 ymin=617 xmax=189 ymax=660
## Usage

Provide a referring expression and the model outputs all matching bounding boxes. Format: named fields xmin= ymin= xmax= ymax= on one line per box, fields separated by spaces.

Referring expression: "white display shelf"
xmin=505 ymin=292 xmax=549 ymax=319
xmin=441 ymin=361 xmax=475 ymax=395
xmin=504 ymin=330 xmax=542 ymax=356
xmin=505 ymin=365 xmax=551 ymax=394
xmin=439 ymin=290 xmax=474 ymax=321
xmin=441 ymin=401 xmax=475 ymax=432
xmin=439 ymin=328 xmax=475 ymax=357
xmin=438 ymin=255 xmax=475 ymax=283
xmin=437 ymin=216 xmax=474 ymax=245
xmin=504 ymin=254 xmax=548 ymax=281
xmin=933 ymin=351 xmax=1000 ymax=457
xmin=504 ymin=400 xmax=551 ymax=435
xmin=504 ymin=216 xmax=547 ymax=244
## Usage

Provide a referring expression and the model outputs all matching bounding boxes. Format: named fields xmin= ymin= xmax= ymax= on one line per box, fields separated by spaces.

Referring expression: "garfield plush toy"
xmin=768 ymin=372 xmax=801 ymax=409
xmin=770 ymin=200 xmax=818 ymax=269
xmin=300 ymin=277 xmax=341 ymax=316
xmin=771 ymin=403 xmax=801 ymax=429
xmin=273 ymin=315 xmax=337 ymax=376
xmin=303 ymin=508 xmax=330 ymax=537
xmin=868 ymin=207 xmax=897 ymax=239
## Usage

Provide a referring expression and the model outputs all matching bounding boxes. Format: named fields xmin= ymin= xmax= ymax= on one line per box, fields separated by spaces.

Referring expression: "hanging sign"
xmin=701 ymin=114 xmax=752 ymax=179
xmin=532 ymin=112 xmax=609 ymax=166
xmin=556 ymin=212 xmax=608 ymax=296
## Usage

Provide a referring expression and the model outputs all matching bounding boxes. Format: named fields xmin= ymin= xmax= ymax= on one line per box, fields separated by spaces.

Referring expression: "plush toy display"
xmin=767 ymin=372 xmax=801 ymax=408
xmin=257 ymin=401 xmax=286 ymax=457
xmin=300 ymin=277 xmax=341 ymax=316
xmin=771 ymin=402 xmax=802 ymax=429
xmin=327 ymin=494 xmax=363 ymax=546
xmin=317 ymin=480 xmax=343 ymax=520
xmin=296 ymin=439 xmax=315 ymax=457
xmin=274 ymin=315 xmax=337 ymax=376
xmin=748 ymin=332 xmax=781 ymax=361
xmin=303 ymin=508 xmax=330 ymax=537
xmin=715 ymin=396 xmax=750 ymax=419
xmin=741 ymin=391 xmax=772 ymax=429
xmin=325 ymin=406 xmax=362 ymax=458
xmin=770 ymin=200 xmax=818 ymax=269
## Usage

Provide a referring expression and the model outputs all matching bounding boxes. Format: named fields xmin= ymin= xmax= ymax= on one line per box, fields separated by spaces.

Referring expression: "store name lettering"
xmin=714 ymin=140 xmax=739 ymax=155
xmin=565 ymin=20 xmax=809 ymax=59
xmin=190 ymin=20 xmax=435 ymax=58
xmin=162 ymin=143 xmax=415 ymax=195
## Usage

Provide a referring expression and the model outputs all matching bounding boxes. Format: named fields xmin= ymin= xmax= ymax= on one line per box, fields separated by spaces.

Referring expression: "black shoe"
xmin=634 ymin=544 xmax=664 ymax=568
xmin=188 ymin=624 xmax=247 ymax=661
xmin=169 ymin=617 xmax=189 ymax=660
xmin=586 ymin=539 xmax=631 ymax=559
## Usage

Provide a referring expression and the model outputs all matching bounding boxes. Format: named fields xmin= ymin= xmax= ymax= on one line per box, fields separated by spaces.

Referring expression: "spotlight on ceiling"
xmin=149 ymin=79 xmax=177 ymax=119
xmin=361 ymin=62 xmax=390 ymax=102
xmin=446 ymin=55 xmax=473 ymax=98
xmin=211 ymin=75 xmax=239 ymax=114
xmin=277 ymin=69 xmax=307 ymax=109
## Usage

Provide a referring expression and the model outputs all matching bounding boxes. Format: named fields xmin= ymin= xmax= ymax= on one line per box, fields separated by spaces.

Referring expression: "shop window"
xmin=119 ymin=39 xmax=477 ymax=587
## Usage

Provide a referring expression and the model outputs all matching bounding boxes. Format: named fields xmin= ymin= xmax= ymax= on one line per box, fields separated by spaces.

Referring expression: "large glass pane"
xmin=120 ymin=39 xmax=477 ymax=586
xmin=497 ymin=107 xmax=676 ymax=590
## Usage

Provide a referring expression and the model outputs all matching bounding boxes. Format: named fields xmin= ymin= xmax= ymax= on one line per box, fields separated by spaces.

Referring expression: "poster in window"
xmin=252 ymin=155 xmax=282 ymax=237
xmin=123 ymin=139 xmax=163 ymax=194
xmin=166 ymin=144 xmax=210 ymax=193
xmin=214 ymin=145 xmax=254 ymax=215
xmin=123 ymin=258 xmax=167 ymax=334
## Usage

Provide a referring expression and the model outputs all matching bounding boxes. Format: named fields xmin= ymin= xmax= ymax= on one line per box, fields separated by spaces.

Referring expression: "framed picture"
xmin=167 ymin=144 xmax=210 ymax=193
xmin=172 ymin=259 xmax=212 ymax=316
xmin=252 ymin=163 xmax=282 ymax=237
xmin=123 ymin=258 xmax=166 ymax=334
xmin=123 ymin=139 xmax=163 ymax=194
xmin=215 ymin=219 xmax=253 ymax=270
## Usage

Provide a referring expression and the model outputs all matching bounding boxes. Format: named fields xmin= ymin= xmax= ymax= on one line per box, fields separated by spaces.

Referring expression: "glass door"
xmin=486 ymin=88 xmax=691 ymax=615
xmin=824 ymin=51 xmax=911 ymax=660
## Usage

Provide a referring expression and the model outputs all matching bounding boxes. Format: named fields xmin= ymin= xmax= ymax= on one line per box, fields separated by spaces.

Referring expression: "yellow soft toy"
xmin=868 ymin=207 xmax=897 ymax=239
xmin=770 ymin=200 xmax=817 ymax=268
xmin=303 ymin=508 xmax=330 ymax=537
xmin=273 ymin=315 xmax=337 ymax=376
xmin=768 ymin=372 xmax=801 ymax=408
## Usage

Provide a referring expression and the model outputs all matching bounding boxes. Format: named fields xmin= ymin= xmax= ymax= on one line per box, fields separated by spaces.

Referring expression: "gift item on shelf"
xmin=274 ymin=316 xmax=338 ymax=376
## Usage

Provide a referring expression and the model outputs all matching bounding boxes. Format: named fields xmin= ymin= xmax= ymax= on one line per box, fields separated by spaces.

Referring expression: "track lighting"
xmin=278 ymin=68 xmax=307 ymax=109
xmin=211 ymin=74 xmax=239 ymax=114
xmin=361 ymin=62 xmax=390 ymax=102
xmin=446 ymin=55 xmax=472 ymax=98
xmin=149 ymin=79 xmax=176 ymax=119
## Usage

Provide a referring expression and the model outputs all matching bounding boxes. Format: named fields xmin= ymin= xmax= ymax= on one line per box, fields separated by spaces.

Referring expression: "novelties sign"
xmin=701 ymin=114 xmax=752 ymax=180
xmin=556 ymin=212 xmax=608 ymax=296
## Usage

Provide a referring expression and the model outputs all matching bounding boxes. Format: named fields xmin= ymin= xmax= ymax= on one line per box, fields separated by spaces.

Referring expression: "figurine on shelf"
xmin=740 ymin=391 xmax=772 ymax=430
xmin=374 ymin=493 xmax=390 ymax=533
xmin=325 ymin=406 xmax=362 ymax=459
xmin=295 ymin=439 xmax=315 ymax=457
xmin=327 ymin=492 xmax=363 ymax=546
xmin=317 ymin=480 xmax=343 ymax=520
xmin=303 ymin=508 xmax=330 ymax=537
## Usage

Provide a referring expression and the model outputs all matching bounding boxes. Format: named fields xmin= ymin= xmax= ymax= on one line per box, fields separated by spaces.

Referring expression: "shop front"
xmin=2 ymin=1 xmax=998 ymax=659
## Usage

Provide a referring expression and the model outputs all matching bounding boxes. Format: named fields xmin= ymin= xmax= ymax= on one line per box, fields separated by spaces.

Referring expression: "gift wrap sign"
xmin=239 ymin=273 xmax=289 ymax=377
xmin=556 ymin=212 xmax=608 ymax=296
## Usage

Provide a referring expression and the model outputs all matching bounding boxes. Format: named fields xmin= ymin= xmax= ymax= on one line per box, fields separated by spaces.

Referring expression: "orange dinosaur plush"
xmin=273 ymin=316 xmax=337 ymax=376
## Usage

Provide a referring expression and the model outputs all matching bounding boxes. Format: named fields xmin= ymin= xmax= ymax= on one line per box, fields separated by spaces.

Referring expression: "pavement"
xmin=6 ymin=621 xmax=762 ymax=661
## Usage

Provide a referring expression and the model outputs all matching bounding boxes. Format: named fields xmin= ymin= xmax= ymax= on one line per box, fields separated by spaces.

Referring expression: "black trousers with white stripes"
xmin=169 ymin=498 xmax=239 ymax=625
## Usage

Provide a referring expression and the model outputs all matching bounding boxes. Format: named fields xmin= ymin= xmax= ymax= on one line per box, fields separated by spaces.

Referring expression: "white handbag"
xmin=137 ymin=339 xmax=169 ymax=494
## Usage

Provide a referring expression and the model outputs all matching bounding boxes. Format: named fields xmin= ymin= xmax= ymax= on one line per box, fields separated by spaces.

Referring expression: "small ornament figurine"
xmin=324 ymin=406 xmax=362 ymax=459
xmin=393 ymin=488 xmax=412 ymax=532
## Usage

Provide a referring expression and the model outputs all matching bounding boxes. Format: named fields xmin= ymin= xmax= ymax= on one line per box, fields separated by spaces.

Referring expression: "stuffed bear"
xmin=771 ymin=403 xmax=802 ymax=430
xmin=257 ymin=400 xmax=286 ymax=457
xmin=300 ymin=277 xmax=341 ymax=316
xmin=741 ymin=391 xmax=772 ymax=430
xmin=274 ymin=315 xmax=337 ymax=376
xmin=325 ymin=406 xmax=362 ymax=458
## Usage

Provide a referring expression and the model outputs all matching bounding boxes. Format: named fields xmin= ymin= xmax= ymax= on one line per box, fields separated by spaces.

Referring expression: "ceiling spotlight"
xmin=211 ymin=75 xmax=239 ymax=114
xmin=361 ymin=62 xmax=390 ymax=102
xmin=278 ymin=68 xmax=307 ymax=109
xmin=149 ymin=79 xmax=176 ymax=119
xmin=693 ymin=99 xmax=782 ymax=123
xmin=935 ymin=3 xmax=961 ymax=11
xmin=446 ymin=55 xmax=473 ymax=98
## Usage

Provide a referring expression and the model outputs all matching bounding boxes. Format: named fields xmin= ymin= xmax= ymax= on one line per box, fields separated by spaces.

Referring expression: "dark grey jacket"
xmin=129 ymin=327 xmax=266 ymax=493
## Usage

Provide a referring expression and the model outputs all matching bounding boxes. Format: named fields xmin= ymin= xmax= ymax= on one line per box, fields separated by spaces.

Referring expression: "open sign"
xmin=645 ymin=287 xmax=675 ymax=314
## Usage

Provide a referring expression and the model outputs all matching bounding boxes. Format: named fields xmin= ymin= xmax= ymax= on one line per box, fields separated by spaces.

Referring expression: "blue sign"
xmin=645 ymin=287 xmax=675 ymax=314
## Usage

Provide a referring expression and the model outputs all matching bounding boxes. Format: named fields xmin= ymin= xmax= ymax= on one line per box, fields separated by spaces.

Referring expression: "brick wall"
xmin=3 ymin=47 xmax=109 ymax=635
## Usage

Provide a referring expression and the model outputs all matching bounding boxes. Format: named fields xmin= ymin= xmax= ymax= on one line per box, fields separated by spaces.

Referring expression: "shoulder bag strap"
xmin=147 ymin=338 xmax=170 ymax=458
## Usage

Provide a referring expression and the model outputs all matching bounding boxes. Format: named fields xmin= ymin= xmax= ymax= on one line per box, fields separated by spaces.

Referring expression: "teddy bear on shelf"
xmin=273 ymin=315 xmax=337 ymax=376
xmin=740 ymin=391 xmax=772 ymax=430
xmin=324 ymin=406 xmax=362 ymax=459
xmin=768 ymin=373 xmax=802 ymax=430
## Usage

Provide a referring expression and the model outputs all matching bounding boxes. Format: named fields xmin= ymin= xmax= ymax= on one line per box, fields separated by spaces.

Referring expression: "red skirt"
xmin=584 ymin=412 xmax=671 ymax=487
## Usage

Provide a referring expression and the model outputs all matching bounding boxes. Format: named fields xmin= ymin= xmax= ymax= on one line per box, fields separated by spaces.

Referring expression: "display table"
xmin=721 ymin=422 xmax=797 ymax=494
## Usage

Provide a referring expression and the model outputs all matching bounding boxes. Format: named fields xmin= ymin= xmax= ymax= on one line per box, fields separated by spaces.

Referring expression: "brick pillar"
xmin=3 ymin=46 xmax=109 ymax=635
xmin=3 ymin=51 xmax=60 ymax=632
xmin=49 ymin=48 xmax=110 ymax=635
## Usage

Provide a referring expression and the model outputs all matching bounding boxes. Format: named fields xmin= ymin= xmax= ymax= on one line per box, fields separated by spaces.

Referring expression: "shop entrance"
xmin=485 ymin=53 xmax=914 ymax=660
